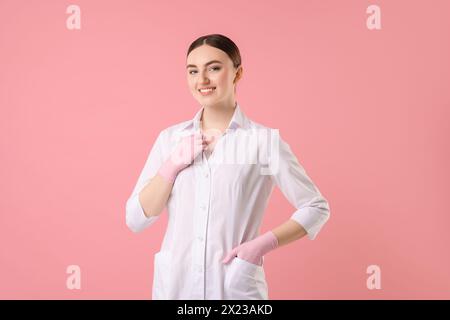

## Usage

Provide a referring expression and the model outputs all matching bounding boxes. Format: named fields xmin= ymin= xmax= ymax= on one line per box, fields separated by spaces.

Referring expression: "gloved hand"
xmin=222 ymin=231 xmax=279 ymax=266
xmin=201 ymin=128 xmax=222 ymax=154
xmin=158 ymin=132 xmax=207 ymax=183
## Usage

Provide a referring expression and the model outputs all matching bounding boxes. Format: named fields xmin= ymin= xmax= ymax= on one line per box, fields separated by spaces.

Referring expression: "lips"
xmin=198 ymin=87 xmax=216 ymax=93
xmin=198 ymin=87 xmax=216 ymax=97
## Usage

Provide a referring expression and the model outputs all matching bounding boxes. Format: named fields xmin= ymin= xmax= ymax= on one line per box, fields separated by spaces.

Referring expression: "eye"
xmin=188 ymin=66 xmax=221 ymax=75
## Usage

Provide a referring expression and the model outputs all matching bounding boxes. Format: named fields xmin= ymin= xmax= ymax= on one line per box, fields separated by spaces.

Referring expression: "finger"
xmin=222 ymin=248 xmax=238 ymax=264
xmin=195 ymin=142 xmax=205 ymax=150
xmin=222 ymin=254 xmax=232 ymax=264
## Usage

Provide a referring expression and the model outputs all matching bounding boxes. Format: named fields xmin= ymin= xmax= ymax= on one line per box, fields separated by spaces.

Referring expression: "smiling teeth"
xmin=200 ymin=87 xmax=215 ymax=92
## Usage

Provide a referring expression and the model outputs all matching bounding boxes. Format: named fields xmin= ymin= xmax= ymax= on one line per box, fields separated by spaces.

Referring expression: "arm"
xmin=139 ymin=131 xmax=210 ymax=217
xmin=222 ymin=132 xmax=330 ymax=265
xmin=270 ymin=133 xmax=331 ymax=241
xmin=126 ymin=131 xmax=206 ymax=232
xmin=138 ymin=174 xmax=174 ymax=218
xmin=271 ymin=219 xmax=308 ymax=247
xmin=222 ymin=220 xmax=308 ymax=266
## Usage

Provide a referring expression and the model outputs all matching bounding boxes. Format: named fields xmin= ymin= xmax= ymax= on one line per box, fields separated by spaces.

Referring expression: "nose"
xmin=199 ymin=71 xmax=210 ymax=84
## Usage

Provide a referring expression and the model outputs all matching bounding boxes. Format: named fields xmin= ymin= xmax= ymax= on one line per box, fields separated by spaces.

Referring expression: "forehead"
xmin=186 ymin=45 xmax=230 ymax=65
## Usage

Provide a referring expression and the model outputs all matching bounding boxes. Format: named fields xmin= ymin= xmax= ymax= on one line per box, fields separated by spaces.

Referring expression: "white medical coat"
xmin=125 ymin=103 xmax=331 ymax=299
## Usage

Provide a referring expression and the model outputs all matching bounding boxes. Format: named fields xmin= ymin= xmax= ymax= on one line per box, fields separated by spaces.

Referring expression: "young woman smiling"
xmin=126 ymin=34 xmax=331 ymax=300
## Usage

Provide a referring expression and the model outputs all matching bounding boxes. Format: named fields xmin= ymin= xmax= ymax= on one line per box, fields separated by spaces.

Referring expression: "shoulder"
xmin=244 ymin=119 xmax=295 ymax=161
xmin=156 ymin=119 xmax=193 ymax=142
xmin=246 ymin=118 xmax=280 ymax=134
xmin=246 ymin=119 xmax=287 ymax=143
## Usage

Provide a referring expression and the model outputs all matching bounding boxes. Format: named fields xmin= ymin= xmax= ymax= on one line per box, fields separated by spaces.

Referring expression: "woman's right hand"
xmin=158 ymin=132 xmax=207 ymax=183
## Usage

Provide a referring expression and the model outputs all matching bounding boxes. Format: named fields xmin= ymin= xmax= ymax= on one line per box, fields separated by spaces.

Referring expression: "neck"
xmin=201 ymin=100 xmax=237 ymax=133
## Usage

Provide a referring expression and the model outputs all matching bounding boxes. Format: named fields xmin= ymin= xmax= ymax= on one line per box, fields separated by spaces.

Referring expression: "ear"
xmin=233 ymin=66 xmax=243 ymax=84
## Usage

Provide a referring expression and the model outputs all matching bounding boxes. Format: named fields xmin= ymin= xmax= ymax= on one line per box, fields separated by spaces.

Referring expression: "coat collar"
xmin=178 ymin=102 xmax=250 ymax=134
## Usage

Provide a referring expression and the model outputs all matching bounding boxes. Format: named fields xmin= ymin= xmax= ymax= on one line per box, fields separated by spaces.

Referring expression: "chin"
xmin=198 ymin=95 xmax=219 ymax=103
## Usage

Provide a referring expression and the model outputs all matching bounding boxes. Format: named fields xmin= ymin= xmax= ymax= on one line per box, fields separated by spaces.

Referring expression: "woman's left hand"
xmin=221 ymin=231 xmax=279 ymax=266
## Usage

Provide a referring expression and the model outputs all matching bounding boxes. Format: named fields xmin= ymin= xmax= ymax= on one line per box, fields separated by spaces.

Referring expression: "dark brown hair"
xmin=187 ymin=34 xmax=241 ymax=69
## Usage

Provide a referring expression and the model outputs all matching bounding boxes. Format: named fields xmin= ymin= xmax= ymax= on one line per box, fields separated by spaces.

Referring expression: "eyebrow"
xmin=186 ymin=60 xmax=223 ymax=69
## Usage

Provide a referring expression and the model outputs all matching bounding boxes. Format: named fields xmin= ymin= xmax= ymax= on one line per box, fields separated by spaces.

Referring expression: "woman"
xmin=125 ymin=34 xmax=331 ymax=300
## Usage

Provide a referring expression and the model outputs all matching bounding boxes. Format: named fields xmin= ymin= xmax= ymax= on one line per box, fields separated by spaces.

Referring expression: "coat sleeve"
xmin=125 ymin=131 xmax=165 ymax=233
xmin=270 ymin=134 xmax=331 ymax=240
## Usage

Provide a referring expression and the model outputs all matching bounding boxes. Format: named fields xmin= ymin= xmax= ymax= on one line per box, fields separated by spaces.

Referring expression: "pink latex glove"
xmin=158 ymin=132 xmax=207 ymax=183
xmin=222 ymin=231 xmax=279 ymax=266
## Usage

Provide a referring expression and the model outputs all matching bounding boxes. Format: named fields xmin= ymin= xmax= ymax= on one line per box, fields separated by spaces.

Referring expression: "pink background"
xmin=1 ymin=0 xmax=449 ymax=299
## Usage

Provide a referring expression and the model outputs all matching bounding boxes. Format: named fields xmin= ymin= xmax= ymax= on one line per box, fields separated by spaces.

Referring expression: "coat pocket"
xmin=224 ymin=257 xmax=268 ymax=300
xmin=152 ymin=251 xmax=172 ymax=300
